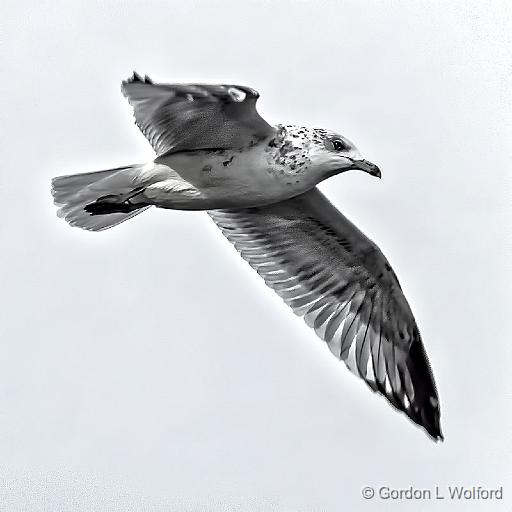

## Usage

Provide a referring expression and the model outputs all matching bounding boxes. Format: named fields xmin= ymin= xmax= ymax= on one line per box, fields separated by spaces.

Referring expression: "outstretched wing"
xmin=209 ymin=188 xmax=443 ymax=440
xmin=121 ymin=72 xmax=276 ymax=156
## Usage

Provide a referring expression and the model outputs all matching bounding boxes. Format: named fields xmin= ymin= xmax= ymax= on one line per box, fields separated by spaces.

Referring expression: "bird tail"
xmin=51 ymin=165 xmax=151 ymax=231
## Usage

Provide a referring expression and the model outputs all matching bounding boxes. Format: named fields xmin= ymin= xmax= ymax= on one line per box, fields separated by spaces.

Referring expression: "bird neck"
xmin=265 ymin=125 xmax=313 ymax=178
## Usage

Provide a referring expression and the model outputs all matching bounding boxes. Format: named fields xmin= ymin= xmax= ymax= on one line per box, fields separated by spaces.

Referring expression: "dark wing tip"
xmin=406 ymin=338 xmax=444 ymax=442
xmin=366 ymin=329 xmax=443 ymax=441
xmin=122 ymin=71 xmax=153 ymax=85
xmin=419 ymin=400 xmax=444 ymax=442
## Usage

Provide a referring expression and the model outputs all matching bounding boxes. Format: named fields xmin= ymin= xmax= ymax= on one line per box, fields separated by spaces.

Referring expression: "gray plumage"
xmin=210 ymin=189 xmax=442 ymax=440
xmin=121 ymin=72 xmax=276 ymax=156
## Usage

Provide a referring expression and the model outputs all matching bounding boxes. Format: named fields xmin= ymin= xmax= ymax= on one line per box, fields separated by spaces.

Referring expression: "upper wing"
xmin=209 ymin=188 xmax=443 ymax=440
xmin=121 ymin=72 xmax=276 ymax=156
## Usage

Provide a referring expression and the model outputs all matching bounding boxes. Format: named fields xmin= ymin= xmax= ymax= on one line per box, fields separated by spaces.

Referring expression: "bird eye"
xmin=332 ymin=139 xmax=347 ymax=151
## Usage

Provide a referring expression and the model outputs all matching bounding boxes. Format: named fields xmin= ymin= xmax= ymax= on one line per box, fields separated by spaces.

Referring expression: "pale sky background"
xmin=2 ymin=1 xmax=512 ymax=510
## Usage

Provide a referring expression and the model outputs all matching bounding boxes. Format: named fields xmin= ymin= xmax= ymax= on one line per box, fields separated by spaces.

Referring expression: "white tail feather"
xmin=51 ymin=165 xmax=151 ymax=231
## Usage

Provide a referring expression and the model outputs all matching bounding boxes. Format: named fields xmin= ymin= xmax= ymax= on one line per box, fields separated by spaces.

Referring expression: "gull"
xmin=52 ymin=72 xmax=443 ymax=441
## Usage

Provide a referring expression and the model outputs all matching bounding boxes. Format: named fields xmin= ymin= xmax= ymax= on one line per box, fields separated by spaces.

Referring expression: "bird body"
xmin=128 ymin=124 xmax=375 ymax=211
xmin=149 ymin=132 xmax=297 ymax=209
xmin=51 ymin=72 xmax=443 ymax=440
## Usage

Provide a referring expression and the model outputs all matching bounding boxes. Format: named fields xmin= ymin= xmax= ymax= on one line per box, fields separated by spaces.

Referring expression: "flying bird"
xmin=52 ymin=72 xmax=443 ymax=441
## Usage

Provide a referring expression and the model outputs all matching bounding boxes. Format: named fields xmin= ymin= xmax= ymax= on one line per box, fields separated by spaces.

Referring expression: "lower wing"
xmin=209 ymin=187 xmax=443 ymax=440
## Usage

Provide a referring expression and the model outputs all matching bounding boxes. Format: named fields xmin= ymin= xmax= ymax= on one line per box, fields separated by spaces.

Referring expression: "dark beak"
xmin=351 ymin=159 xmax=381 ymax=178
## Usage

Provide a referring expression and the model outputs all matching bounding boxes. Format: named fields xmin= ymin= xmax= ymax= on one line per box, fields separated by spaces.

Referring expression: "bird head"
xmin=306 ymin=128 xmax=381 ymax=181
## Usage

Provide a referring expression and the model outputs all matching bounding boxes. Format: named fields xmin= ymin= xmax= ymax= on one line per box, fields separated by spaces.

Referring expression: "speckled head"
xmin=274 ymin=125 xmax=381 ymax=184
